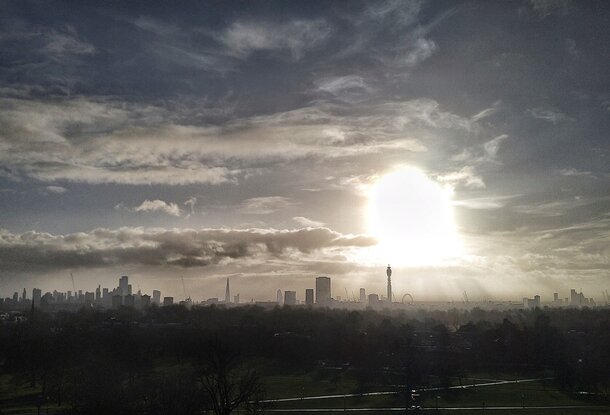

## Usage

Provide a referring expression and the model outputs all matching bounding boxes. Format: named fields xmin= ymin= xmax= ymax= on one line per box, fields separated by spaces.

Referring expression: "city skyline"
xmin=1 ymin=1 xmax=609 ymax=301
xmin=1 ymin=270 xmax=603 ymax=309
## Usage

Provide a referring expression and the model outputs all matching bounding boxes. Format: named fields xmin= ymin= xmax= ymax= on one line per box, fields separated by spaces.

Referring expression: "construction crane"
xmin=181 ymin=276 xmax=190 ymax=302
xmin=70 ymin=272 xmax=76 ymax=293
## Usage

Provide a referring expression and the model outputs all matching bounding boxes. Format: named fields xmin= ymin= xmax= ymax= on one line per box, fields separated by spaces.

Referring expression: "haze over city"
xmin=1 ymin=0 xmax=608 ymax=303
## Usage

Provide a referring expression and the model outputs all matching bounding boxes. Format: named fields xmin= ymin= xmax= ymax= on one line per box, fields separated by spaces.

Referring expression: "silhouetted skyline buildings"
xmin=1 ymin=268 xmax=605 ymax=313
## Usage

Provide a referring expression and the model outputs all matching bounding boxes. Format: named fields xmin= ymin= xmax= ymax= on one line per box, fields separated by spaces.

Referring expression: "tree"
xmin=197 ymin=341 xmax=265 ymax=415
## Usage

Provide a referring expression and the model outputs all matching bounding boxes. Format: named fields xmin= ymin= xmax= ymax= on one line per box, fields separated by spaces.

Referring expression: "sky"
xmin=0 ymin=0 xmax=608 ymax=302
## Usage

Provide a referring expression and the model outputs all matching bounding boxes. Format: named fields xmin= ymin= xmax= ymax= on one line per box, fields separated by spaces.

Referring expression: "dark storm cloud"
xmin=0 ymin=227 xmax=376 ymax=273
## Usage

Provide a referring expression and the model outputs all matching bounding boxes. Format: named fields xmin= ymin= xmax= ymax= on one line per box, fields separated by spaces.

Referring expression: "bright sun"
xmin=366 ymin=168 xmax=462 ymax=266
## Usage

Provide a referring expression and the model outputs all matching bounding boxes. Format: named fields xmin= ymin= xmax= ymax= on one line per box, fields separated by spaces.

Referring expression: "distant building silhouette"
xmin=305 ymin=288 xmax=314 ymax=305
xmin=141 ymin=294 xmax=151 ymax=307
xmin=284 ymin=291 xmax=296 ymax=306
xmin=225 ymin=278 xmax=231 ymax=303
xmin=32 ymin=288 xmax=41 ymax=308
xmin=386 ymin=265 xmax=392 ymax=303
xmin=119 ymin=276 xmax=128 ymax=297
xmin=276 ymin=289 xmax=283 ymax=305
xmin=360 ymin=288 xmax=366 ymax=303
xmin=316 ymin=276 xmax=331 ymax=305
xmin=523 ymin=295 xmax=541 ymax=308
xmin=153 ymin=290 xmax=161 ymax=305
xmin=163 ymin=297 xmax=174 ymax=306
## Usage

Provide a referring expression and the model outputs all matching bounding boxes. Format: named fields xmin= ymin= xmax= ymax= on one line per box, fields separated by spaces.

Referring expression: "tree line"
xmin=0 ymin=305 xmax=608 ymax=413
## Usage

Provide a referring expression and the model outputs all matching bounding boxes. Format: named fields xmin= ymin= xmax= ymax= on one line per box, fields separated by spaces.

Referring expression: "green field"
xmin=1 ymin=370 xmax=608 ymax=415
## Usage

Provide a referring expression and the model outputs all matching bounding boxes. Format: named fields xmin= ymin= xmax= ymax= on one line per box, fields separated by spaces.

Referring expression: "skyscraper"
xmin=305 ymin=288 xmax=314 ymax=305
xmin=32 ymin=288 xmax=41 ymax=308
xmin=386 ymin=265 xmax=392 ymax=303
xmin=359 ymin=288 xmax=366 ymax=303
xmin=153 ymin=290 xmax=161 ymax=305
xmin=119 ymin=276 xmax=128 ymax=297
xmin=225 ymin=278 xmax=231 ymax=303
xmin=276 ymin=289 xmax=283 ymax=305
xmin=284 ymin=291 xmax=296 ymax=305
xmin=315 ymin=276 xmax=331 ymax=305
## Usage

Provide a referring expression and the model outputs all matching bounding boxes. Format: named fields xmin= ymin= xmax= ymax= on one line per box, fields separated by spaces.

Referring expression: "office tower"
xmin=315 ymin=276 xmax=331 ymax=305
xmin=554 ymin=293 xmax=559 ymax=302
xmin=284 ymin=291 xmax=297 ymax=306
xmin=534 ymin=295 xmax=540 ymax=307
xmin=276 ymin=289 xmax=283 ymax=305
xmin=360 ymin=288 xmax=366 ymax=303
xmin=22 ymin=288 xmax=26 ymax=301
xmin=570 ymin=289 xmax=579 ymax=306
xmin=225 ymin=278 xmax=231 ymax=303
xmin=386 ymin=265 xmax=392 ymax=303
xmin=234 ymin=294 xmax=240 ymax=304
xmin=32 ymin=288 xmax=42 ymax=308
xmin=119 ymin=276 xmax=129 ymax=296
xmin=153 ymin=290 xmax=161 ymax=305
xmin=163 ymin=297 xmax=174 ymax=306
xmin=141 ymin=294 xmax=151 ymax=307
xmin=305 ymin=288 xmax=314 ymax=305
xmin=127 ymin=284 xmax=132 ymax=296
xmin=95 ymin=285 xmax=101 ymax=303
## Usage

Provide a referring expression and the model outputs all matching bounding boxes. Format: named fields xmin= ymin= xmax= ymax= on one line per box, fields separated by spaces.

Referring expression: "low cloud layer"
xmin=0 ymin=226 xmax=376 ymax=273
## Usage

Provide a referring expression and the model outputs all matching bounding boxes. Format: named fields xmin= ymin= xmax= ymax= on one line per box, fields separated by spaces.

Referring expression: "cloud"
xmin=133 ymin=200 xmax=181 ymax=217
xmin=453 ymin=194 xmax=521 ymax=210
xmin=527 ymin=107 xmax=571 ymax=124
xmin=43 ymin=28 xmax=95 ymax=57
xmin=559 ymin=168 xmax=593 ymax=177
xmin=511 ymin=196 xmax=610 ymax=217
xmin=240 ymin=197 xmax=299 ymax=215
xmin=438 ymin=166 xmax=485 ymax=189
xmin=314 ymin=75 xmax=371 ymax=102
xmin=471 ymin=101 xmax=503 ymax=122
xmin=527 ymin=0 xmax=572 ymax=18
xmin=184 ymin=197 xmax=198 ymax=215
xmin=0 ymin=25 xmax=95 ymax=59
xmin=293 ymin=216 xmax=326 ymax=227
xmin=219 ymin=19 xmax=331 ymax=59
xmin=0 ymin=97 xmax=473 ymax=186
xmin=0 ymin=226 xmax=377 ymax=272
xmin=44 ymin=185 xmax=68 ymax=194
xmin=400 ymin=37 xmax=437 ymax=67
xmin=484 ymin=134 xmax=509 ymax=159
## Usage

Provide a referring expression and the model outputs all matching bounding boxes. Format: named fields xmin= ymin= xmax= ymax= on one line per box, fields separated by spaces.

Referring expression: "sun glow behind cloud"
xmin=365 ymin=167 xmax=463 ymax=267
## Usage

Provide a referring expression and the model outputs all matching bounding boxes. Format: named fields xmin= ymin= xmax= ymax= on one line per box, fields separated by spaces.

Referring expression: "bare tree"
xmin=197 ymin=341 xmax=264 ymax=415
